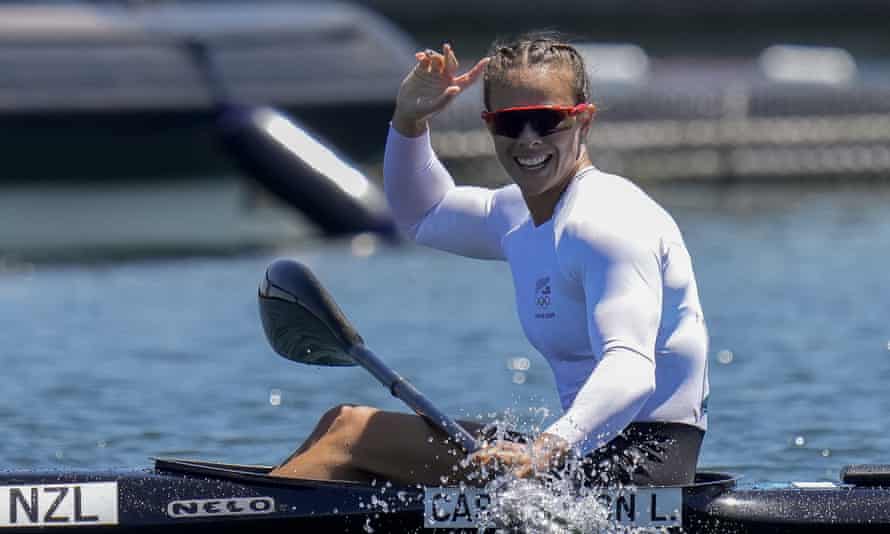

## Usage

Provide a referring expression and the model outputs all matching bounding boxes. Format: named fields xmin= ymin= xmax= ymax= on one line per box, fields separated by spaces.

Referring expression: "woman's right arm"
xmin=385 ymin=126 xmax=510 ymax=259
xmin=383 ymin=45 xmax=507 ymax=259
xmin=383 ymin=125 xmax=451 ymax=239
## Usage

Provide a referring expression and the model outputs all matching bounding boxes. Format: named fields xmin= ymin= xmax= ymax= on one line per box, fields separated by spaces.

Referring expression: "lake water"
xmin=1 ymin=182 xmax=889 ymax=484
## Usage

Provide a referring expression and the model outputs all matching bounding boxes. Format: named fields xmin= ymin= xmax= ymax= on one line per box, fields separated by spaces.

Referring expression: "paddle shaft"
xmin=348 ymin=344 xmax=480 ymax=454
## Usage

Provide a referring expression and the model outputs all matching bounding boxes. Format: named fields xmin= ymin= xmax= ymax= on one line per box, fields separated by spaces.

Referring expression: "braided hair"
xmin=483 ymin=31 xmax=591 ymax=111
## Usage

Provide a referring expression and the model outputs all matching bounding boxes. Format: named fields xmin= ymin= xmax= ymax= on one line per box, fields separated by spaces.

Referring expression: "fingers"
xmin=443 ymin=42 xmax=459 ymax=77
xmin=415 ymin=48 xmax=446 ymax=74
xmin=512 ymin=464 xmax=535 ymax=479
xmin=414 ymin=50 xmax=434 ymax=73
xmin=403 ymin=42 xmax=486 ymax=120
xmin=469 ymin=443 xmax=529 ymax=469
xmin=415 ymin=43 xmax=486 ymax=86
xmin=430 ymin=53 xmax=446 ymax=74
xmin=454 ymin=56 xmax=491 ymax=89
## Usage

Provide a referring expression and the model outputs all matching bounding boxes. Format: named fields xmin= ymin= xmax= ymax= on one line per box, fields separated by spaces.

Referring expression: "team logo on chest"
xmin=535 ymin=277 xmax=555 ymax=319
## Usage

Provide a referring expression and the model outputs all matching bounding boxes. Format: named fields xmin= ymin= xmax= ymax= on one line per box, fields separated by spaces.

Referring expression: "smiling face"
xmin=487 ymin=65 xmax=591 ymax=200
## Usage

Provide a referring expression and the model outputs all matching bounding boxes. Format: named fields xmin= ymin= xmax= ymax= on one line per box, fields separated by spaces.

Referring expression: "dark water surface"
xmin=1 ymin=183 xmax=889 ymax=484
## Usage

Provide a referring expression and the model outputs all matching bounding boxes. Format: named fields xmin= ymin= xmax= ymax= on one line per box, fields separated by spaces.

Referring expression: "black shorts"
xmin=481 ymin=422 xmax=704 ymax=487
xmin=577 ymin=422 xmax=704 ymax=487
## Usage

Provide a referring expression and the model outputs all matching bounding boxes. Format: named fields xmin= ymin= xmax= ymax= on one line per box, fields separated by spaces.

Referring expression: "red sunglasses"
xmin=481 ymin=103 xmax=595 ymax=138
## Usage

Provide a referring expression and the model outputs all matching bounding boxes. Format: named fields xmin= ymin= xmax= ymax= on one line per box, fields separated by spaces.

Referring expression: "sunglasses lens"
xmin=491 ymin=109 xmax=571 ymax=138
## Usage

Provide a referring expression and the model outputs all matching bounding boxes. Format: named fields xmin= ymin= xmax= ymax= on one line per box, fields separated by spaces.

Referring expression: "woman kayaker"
xmin=272 ymin=33 xmax=709 ymax=487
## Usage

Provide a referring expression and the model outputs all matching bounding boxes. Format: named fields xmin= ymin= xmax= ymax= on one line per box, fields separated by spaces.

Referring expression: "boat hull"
xmin=0 ymin=458 xmax=887 ymax=532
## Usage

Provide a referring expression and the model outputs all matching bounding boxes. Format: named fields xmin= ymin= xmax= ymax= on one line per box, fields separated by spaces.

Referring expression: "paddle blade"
xmin=218 ymin=106 xmax=398 ymax=238
xmin=258 ymin=259 xmax=363 ymax=366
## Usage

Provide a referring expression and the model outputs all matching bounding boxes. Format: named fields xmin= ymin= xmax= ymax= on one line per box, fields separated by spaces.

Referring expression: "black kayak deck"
xmin=0 ymin=457 xmax=888 ymax=532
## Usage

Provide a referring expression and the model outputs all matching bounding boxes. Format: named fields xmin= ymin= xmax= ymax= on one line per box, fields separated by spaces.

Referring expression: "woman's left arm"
xmin=470 ymin=229 xmax=663 ymax=478
xmin=543 ymin=228 xmax=662 ymax=456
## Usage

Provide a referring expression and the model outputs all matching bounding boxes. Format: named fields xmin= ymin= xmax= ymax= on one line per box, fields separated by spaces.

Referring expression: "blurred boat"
xmin=0 ymin=177 xmax=317 ymax=261
xmin=0 ymin=1 xmax=403 ymax=260
xmin=0 ymin=1 xmax=415 ymax=181
xmin=2 ymin=1 xmax=889 ymax=183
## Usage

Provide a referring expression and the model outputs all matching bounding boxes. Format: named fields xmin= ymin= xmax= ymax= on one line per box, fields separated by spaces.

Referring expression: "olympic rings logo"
xmin=536 ymin=295 xmax=551 ymax=307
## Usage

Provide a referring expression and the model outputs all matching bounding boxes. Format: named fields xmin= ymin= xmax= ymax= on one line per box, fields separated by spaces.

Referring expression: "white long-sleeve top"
xmin=383 ymin=126 xmax=709 ymax=454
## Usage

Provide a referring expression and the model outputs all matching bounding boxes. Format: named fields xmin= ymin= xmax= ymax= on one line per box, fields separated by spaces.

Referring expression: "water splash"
xmin=478 ymin=476 xmax=613 ymax=532
xmin=364 ymin=409 xmax=663 ymax=532
xmin=463 ymin=416 xmax=652 ymax=533
xmin=469 ymin=455 xmax=675 ymax=534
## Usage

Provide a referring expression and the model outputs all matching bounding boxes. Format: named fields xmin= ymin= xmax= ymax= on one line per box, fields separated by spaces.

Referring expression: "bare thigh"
xmin=271 ymin=406 xmax=483 ymax=486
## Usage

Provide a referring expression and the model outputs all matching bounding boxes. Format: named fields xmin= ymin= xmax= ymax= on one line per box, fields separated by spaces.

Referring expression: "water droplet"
xmin=794 ymin=435 xmax=806 ymax=447
xmin=531 ymin=406 xmax=550 ymax=418
xmin=97 ymin=440 xmax=107 ymax=448
xmin=716 ymin=349 xmax=734 ymax=364
xmin=351 ymin=233 xmax=378 ymax=258
xmin=269 ymin=389 xmax=282 ymax=406
xmin=332 ymin=507 xmax=339 ymax=514
xmin=821 ymin=448 xmax=831 ymax=457
xmin=512 ymin=372 xmax=527 ymax=385
xmin=507 ymin=356 xmax=531 ymax=371
xmin=54 ymin=450 xmax=64 ymax=460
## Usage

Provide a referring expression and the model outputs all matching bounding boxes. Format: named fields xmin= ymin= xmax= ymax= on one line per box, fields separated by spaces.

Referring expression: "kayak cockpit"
xmin=153 ymin=457 xmax=380 ymax=489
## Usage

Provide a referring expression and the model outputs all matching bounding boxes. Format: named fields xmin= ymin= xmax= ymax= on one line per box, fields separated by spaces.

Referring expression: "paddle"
xmin=184 ymin=39 xmax=398 ymax=238
xmin=257 ymin=258 xmax=479 ymax=454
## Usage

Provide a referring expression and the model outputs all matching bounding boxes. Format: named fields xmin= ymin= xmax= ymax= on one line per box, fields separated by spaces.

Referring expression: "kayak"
xmin=0 ymin=457 xmax=888 ymax=532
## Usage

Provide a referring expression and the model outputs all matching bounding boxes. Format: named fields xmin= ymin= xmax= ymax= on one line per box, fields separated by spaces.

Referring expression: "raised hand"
xmin=392 ymin=43 xmax=489 ymax=137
